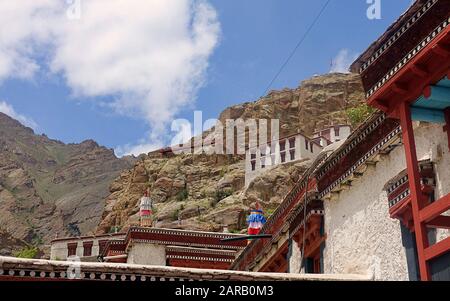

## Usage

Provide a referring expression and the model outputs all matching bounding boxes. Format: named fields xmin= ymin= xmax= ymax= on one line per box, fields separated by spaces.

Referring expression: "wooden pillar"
xmin=398 ymin=101 xmax=431 ymax=281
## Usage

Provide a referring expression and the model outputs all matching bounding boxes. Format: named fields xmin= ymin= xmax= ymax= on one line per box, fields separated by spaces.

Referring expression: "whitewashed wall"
xmin=322 ymin=122 xmax=450 ymax=280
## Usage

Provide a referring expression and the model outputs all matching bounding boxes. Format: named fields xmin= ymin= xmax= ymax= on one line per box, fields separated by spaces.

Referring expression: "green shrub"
xmin=109 ymin=226 xmax=121 ymax=233
xmin=176 ymin=187 xmax=189 ymax=202
xmin=172 ymin=209 xmax=180 ymax=221
xmin=346 ymin=103 xmax=375 ymax=126
xmin=212 ymin=189 xmax=233 ymax=207
xmin=265 ymin=208 xmax=276 ymax=217
xmin=14 ymin=246 xmax=39 ymax=259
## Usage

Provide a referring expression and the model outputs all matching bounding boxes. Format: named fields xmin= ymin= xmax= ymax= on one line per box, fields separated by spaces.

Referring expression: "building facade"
xmin=231 ymin=0 xmax=450 ymax=281
xmin=312 ymin=125 xmax=352 ymax=147
xmin=245 ymin=133 xmax=323 ymax=187
xmin=50 ymin=227 xmax=246 ymax=270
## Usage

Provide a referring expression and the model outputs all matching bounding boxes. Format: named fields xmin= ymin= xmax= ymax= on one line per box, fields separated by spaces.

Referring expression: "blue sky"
xmin=0 ymin=0 xmax=412 ymax=156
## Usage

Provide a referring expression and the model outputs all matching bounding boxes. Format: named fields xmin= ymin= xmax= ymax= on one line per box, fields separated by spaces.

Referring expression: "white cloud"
xmin=0 ymin=101 xmax=38 ymax=129
xmin=114 ymin=138 xmax=164 ymax=157
xmin=330 ymin=49 xmax=359 ymax=73
xmin=0 ymin=0 xmax=220 ymax=156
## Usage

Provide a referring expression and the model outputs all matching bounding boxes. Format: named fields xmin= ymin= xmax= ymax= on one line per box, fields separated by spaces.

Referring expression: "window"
xmin=279 ymin=140 xmax=285 ymax=151
xmin=310 ymin=143 xmax=313 ymax=153
xmin=290 ymin=149 xmax=295 ymax=161
xmin=261 ymin=158 xmax=265 ymax=169
xmin=334 ymin=126 xmax=340 ymax=136
xmin=67 ymin=243 xmax=77 ymax=257
xmin=289 ymin=138 xmax=295 ymax=149
xmin=251 ymin=160 xmax=256 ymax=171
xmin=99 ymin=240 xmax=108 ymax=255
xmin=280 ymin=152 xmax=286 ymax=163
xmin=250 ymin=153 xmax=256 ymax=160
xmin=83 ymin=241 xmax=93 ymax=257
xmin=305 ymin=138 xmax=309 ymax=150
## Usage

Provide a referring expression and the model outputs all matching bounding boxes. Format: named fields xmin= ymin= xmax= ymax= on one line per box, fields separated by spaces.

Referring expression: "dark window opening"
xmin=305 ymin=138 xmax=309 ymax=150
xmin=289 ymin=138 xmax=295 ymax=149
xmin=290 ymin=150 xmax=295 ymax=161
xmin=251 ymin=160 xmax=256 ymax=171
xmin=83 ymin=241 xmax=93 ymax=257
xmin=281 ymin=152 xmax=286 ymax=163
xmin=280 ymin=140 xmax=285 ymax=151
xmin=99 ymin=240 xmax=108 ymax=255
xmin=304 ymin=247 xmax=323 ymax=274
xmin=334 ymin=126 xmax=340 ymax=136
xmin=250 ymin=153 xmax=256 ymax=160
xmin=67 ymin=243 xmax=77 ymax=257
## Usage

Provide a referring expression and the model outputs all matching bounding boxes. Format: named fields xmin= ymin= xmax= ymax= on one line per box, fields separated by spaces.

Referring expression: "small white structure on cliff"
xmin=312 ymin=125 xmax=351 ymax=147
xmin=244 ymin=125 xmax=351 ymax=187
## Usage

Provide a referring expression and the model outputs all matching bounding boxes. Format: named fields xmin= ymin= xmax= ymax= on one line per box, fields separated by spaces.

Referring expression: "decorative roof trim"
xmin=130 ymin=238 xmax=244 ymax=250
xmin=128 ymin=227 xmax=245 ymax=240
xmin=316 ymin=113 xmax=388 ymax=178
xmin=289 ymin=210 xmax=324 ymax=239
xmin=167 ymin=255 xmax=233 ymax=263
xmin=318 ymin=126 xmax=401 ymax=198
xmin=366 ymin=17 xmax=450 ymax=98
xmin=359 ymin=0 xmax=438 ymax=73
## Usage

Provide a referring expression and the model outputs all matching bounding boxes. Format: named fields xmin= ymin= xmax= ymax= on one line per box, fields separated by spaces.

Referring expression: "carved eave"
xmin=367 ymin=22 xmax=450 ymax=116
xmin=317 ymin=116 xmax=402 ymax=200
xmin=352 ymin=0 xmax=450 ymax=97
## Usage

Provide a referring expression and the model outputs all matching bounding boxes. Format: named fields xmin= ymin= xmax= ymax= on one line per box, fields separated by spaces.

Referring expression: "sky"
xmin=0 ymin=0 xmax=413 ymax=156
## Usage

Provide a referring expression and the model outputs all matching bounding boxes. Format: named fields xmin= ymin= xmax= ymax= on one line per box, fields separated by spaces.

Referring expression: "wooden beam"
xmin=426 ymin=216 xmax=450 ymax=229
xmin=392 ymin=82 xmax=409 ymax=95
xmin=423 ymin=85 xmax=450 ymax=104
xmin=410 ymin=64 xmax=429 ymax=78
xmin=399 ymin=102 xmax=431 ymax=281
xmin=424 ymin=236 xmax=450 ymax=261
xmin=419 ymin=193 xmax=450 ymax=223
xmin=432 ymin=44 xmax=450 ymax=58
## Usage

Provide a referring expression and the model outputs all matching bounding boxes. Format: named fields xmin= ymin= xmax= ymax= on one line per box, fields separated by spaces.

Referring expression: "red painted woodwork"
xmin=259 ymin=241 xmax=289 ymax=273
xmin=317 ymin=118 xmax=400 ymax=192
xmin=127 ymin=228 xmax=245 ymax=249
xmin=389 ymin=195 xmax=414 ymax=231
xmin=83 ymin=241 xmax=93 ymax=257
xmin=292 ymin=215 xmax=324 ymax=261
xmin=357 ymin=1 xmax=450 ymax=92
xmin=67 ymin=243 xmax=77 ymax=257
xmin=367 ymin=28 xmax=450 ymax=116
xmin=424 ymin=236 xmax=450 ymax=261
xmin=426 ymin=216 xmax=450 ymax=230
xmin=419 ymin=193 xmax=450 ymax=223
xmin=234 ymin=179 xmax=318 ymax=270
xmin=399 ymin=101 xmax=431 ymax=281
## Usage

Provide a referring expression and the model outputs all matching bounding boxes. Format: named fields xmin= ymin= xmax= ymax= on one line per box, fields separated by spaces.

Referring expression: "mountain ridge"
xmin=0 ymin=112 xmax=135 ymax=256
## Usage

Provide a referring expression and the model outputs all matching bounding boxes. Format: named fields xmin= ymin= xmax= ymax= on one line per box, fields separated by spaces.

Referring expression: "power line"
xmin=262 ymin=0 xmax=332 ymax=96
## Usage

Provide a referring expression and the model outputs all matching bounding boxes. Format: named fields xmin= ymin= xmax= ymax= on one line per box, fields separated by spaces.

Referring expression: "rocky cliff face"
xmin=0 ymin=113 xmax=134 ymax=255
xmin=97 ymin=73 xmax=365 ymax=234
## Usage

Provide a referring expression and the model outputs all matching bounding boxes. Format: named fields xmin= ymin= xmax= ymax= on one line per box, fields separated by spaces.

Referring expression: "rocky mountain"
xmin=0 ymin=113 xmax=134 ymax=255
xmin=97 ymin=73 xmax=365 ymax=234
